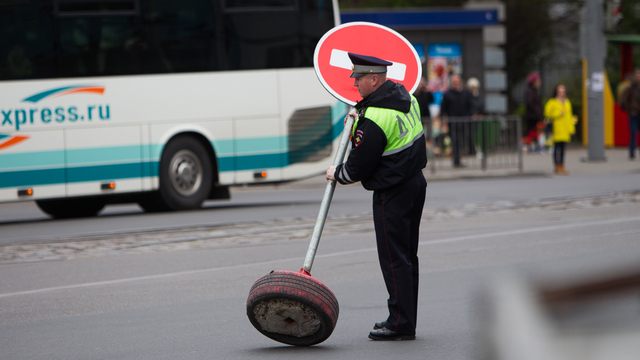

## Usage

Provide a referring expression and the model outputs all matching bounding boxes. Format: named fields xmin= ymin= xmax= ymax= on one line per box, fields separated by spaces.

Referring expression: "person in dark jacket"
xmin=467 ymin=77 xmax=484 ymax=116
xmin=440 ymin=74 xmax=473 ymax=167
xmin=414 ymin=76 xmax=434 ymax=120
xmin=326 ymin=53 xmax=427 ymax=341
xmin=621 ymin=69 xmax=640 ymax=159
xmin=525 ymin=71 xmax=543 ymax=137
xmin=466 ymin=77 xmax=484 ymax=157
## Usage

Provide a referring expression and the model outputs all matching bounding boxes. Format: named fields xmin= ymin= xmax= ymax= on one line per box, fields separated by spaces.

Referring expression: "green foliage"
xmin=618 ymin=0 xmax=640 ymax=34
xmin=513 ymin=103 xmax=525 ymax=116
xmin=605 ymin=0 xmax=640 ymax=97
xmin=505 ymin=0 xmax=552 ymax=96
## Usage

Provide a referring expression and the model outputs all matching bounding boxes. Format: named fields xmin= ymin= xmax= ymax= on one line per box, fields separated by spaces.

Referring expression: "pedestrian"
xmin=617 ymin=72 xmax=633 ymax=105
xmin=525 ymin=71 xmax=543 ymax=139
xmin=620 ymin=69 xmax=640 ymax=160
xmin=467 ymin=77 xmax=484 ymax=117
xmin=414 ymin=76 xmax=434 ymax=120
xmin=414 ymin=76 xmax=436 ymax=149
xmin=467 ymin=77 xmax=483 ymax=157
xmin=440 ymin=74 xmax=473 ymax=167
xmin=544 ymin=84 xmax=575 ymax=175
xmin=325 ymin=53 xmax=427 ymax=341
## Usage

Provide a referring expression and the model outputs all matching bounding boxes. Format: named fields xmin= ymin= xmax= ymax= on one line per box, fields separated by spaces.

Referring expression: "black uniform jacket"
xmin=440 ymin=88 xmax=473 ymax=117
xmin=335 ymin=80 xmax=427 ymax=191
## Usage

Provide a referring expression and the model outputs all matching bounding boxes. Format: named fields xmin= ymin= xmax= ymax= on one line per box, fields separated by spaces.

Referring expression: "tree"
xmin=505 ymin=0 xmax=553 ymax=109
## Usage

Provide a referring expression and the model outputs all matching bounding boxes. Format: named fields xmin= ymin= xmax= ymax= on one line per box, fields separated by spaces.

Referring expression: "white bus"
xmin=0 ymin=0 xmax=346 ymax=218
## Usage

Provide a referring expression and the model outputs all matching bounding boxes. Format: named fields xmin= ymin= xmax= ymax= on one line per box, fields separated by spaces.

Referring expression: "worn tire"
xmin=139 ymin=136 xmax=213 ymax=212
xmin=36 ymin=198 xmax=106 ymax=219
xmin=246 ymin=270 xmax=339 ymax=346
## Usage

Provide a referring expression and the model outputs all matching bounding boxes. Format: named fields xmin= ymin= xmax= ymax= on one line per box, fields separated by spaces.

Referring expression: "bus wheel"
xmin=36 ymin=198 xmax=106 ymax=219
xmin=152 ymin=136 xmax=213 ymax=211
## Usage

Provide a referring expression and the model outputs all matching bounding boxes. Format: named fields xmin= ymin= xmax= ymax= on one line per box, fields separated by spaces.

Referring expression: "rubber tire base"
xmin=246 ymin=270 xmax=339 ymax=346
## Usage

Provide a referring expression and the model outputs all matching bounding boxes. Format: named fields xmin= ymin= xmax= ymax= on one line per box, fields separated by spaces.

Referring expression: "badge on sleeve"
xmin=354 ymin=129 xmax=364 ymax=147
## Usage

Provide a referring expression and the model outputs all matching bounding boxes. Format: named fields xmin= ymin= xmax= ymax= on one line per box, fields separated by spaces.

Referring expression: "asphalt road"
xmin=2 ymin=172 xmax=640 ymax=244
xmin=1 ymin=172 xmax=640 ymax=359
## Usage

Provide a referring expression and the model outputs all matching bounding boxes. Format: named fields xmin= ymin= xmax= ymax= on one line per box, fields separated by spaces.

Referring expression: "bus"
xmin=0 ymin=0 xmax=346 ymax=218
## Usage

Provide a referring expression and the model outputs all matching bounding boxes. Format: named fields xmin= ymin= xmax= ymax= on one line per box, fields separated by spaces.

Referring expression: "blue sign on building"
xmin=341 ymin=9 xmax=499 ymax=28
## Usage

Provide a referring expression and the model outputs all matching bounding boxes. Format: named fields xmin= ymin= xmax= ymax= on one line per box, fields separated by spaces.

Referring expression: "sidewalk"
xmin=254 ymin=147 xmax=640 ymax=190
xmin=426 ymin=146 xmax=640 ymax=181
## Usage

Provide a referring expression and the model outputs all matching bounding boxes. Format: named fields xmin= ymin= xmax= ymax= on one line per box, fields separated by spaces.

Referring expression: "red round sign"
xmin=314 ymin=22 xmax=422 ymax=106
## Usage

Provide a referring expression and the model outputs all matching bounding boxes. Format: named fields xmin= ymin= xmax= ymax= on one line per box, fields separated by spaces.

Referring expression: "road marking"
xmin=2 ymin=216 xmax=639 ymax=299
xmin=329 ymin=49 xmax=406 ymax=81
xmin=421 ymin=216 xmax=640 ymax=245
xmin=0 ymin=257 xmax=300 ymax=299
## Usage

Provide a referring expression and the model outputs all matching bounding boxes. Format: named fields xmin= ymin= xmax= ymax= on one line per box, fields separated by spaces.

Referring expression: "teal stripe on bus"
xmin=0 ymin=162 xmax=158 ymax=188
xmin=0 ymin=150 xmax=65 ymax=170
xmin=0 ymin=168 xmax=65 ymax=188
xmin=66 ymin=145 xmax=142 ymax=165
xmin=0 ymin=152 xmax=287 ymax=188
xmin=233 ymin=153 xmax=286 ymax=170
xmin=67 ymin=163 xmax=143 ymax=182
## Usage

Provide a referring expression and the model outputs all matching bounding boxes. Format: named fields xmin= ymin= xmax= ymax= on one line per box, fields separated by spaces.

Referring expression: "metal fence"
xmin=423 ymin=116 xmax=523 ymax=173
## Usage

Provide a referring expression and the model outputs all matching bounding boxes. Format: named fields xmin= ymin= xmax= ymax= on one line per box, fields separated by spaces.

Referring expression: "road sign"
xmin=314 ymin=22 xmax=422 ymax=106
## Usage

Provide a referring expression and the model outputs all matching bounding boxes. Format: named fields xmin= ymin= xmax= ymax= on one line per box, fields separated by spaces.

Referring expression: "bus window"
xmin=142 ymin=0 xmax=218 ymax=73
xmin=223 ymin=0 xmax=334 ymax=71
xmin=58 ymin=15 xmax=143 ymax=77
xmin=299 ymin=0 xmax=335 ymax=39
xmin=0 ymin=1 xmax=56 ymax=81
xmin=224 ymin=0 xmax=295 ymax=7
xmin=55 ymin=0 xmax=138 ymax=15
xmin=223 ymin=8 xmax=298 ymax=70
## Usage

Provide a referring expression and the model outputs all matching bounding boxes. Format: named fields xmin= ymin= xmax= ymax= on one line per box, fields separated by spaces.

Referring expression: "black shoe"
xmin=373 ymin=321 xmax=386 ymax=330
xmin=368 ymin=327 xmax=415 ymax=341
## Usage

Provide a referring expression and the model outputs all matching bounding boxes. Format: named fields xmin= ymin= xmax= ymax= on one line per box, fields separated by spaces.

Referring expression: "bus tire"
xmin=36 ymin=198 xmax=106 ymax=219
xmin=153 ymin=136 xmax=213 ymax=211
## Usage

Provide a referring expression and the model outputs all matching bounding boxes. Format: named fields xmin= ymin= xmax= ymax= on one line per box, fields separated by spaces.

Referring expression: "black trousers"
xmin=450 ymin=123 xmax=464 ymax=166
xmin=554 ymin=141 xmax=566 ymax=165
xmin=372 ymin=171 xmax=427 ymax=335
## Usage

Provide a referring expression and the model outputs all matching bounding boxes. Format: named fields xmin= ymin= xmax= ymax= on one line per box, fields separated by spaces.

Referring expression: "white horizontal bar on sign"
xmin=329 ymin=49 xmax=406 ymax=81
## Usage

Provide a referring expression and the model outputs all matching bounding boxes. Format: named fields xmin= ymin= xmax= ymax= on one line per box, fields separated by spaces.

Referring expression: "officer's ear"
xmin=371 ymin=74 xmax=380 ymax=86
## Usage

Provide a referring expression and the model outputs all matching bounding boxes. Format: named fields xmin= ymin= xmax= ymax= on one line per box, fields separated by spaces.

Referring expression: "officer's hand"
xmin=326 ymin=166 xmax=336 ymax=181
xmin=344 ymin=112 xmax=357 ymax=126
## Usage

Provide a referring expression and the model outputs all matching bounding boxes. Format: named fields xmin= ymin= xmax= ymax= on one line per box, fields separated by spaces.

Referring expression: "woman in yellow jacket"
xmin=544 ymin=84 xmax=575 ymax=175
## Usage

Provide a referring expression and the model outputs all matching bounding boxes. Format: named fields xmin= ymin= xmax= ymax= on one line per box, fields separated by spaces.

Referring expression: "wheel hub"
xmin=169 ymin=150 xmax=203 ymax=196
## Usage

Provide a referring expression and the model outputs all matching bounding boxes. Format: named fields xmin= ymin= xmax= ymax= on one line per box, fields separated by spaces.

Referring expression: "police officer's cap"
xmin=348 ymin=53 xmax=392 ymax=78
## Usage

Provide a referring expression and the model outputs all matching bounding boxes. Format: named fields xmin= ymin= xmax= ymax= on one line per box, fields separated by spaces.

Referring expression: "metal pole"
xmin=481 ymin=119 xmax=487 ymax=171
xmin=426 ymin=117 xmax=436 ymax=174
xmin=302 ymin=113 xmax=355 ymax=274
xmin=586 ymin=0 xmax=607 ymax=161
xmin=517 ymin=116 xmax=523 ymax=173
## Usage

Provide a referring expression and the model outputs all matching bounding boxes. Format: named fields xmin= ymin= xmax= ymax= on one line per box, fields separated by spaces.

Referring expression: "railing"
xmin=423 ymin=115 xmax=523 ymax=174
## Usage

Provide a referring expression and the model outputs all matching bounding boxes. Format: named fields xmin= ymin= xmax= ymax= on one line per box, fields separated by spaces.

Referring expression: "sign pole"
xmin=585 ymin=0 xmax=606 ymax=161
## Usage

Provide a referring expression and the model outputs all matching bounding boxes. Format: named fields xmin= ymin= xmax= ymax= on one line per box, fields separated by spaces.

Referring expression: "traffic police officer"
xmin=326 ymin=53 xmax=427 ymax=340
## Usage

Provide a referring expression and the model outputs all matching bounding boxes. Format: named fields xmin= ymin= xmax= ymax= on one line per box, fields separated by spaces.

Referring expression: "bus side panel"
xmin=277 ymin=69 xmax=347 ymax=180
xmin=233 ymin=117 xmax=284 ymax=183
xmin=0 ymin=130 xmax=66 ymax=202
xmin=140 ymin=124 xmax=153 ymax=191
xmin=65 ymin=126 xmax=143 ymax=197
